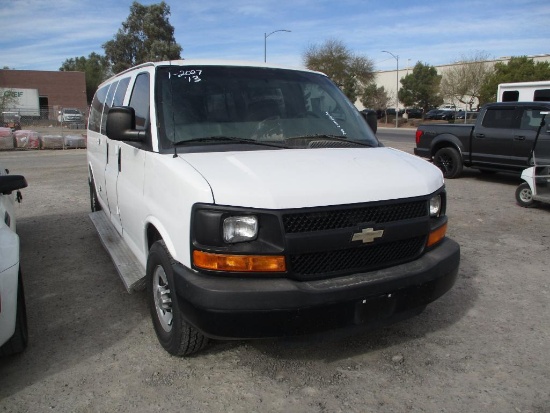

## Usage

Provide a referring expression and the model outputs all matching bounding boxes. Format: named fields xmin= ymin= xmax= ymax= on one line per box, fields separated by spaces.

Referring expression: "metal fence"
xmin=1 ymin=106 xmax=89 ymax=150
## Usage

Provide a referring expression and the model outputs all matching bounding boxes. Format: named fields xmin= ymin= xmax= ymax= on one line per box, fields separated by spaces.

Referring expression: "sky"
xmin=1 ymin=0 xmax=549 ymax=73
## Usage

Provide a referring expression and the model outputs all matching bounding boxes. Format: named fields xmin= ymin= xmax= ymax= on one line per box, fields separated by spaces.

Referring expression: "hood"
xmin=181 ymin=147 xmax=443 ymax=209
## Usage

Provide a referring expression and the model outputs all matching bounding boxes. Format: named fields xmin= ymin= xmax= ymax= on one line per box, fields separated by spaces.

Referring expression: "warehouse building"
xmin=361 ymin=53 xmax=550 ymax=111
xmin=0 ymin=69 xmax=87 ymax=121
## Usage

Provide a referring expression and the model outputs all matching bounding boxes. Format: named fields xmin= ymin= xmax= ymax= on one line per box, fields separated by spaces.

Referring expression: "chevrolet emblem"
xmin=351 ymin=228 xmax=384 ymax=243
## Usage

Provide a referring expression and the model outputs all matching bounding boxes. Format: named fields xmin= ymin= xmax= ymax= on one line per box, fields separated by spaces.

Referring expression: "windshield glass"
xmin=155 ymin=65 xmax=378 ymax=150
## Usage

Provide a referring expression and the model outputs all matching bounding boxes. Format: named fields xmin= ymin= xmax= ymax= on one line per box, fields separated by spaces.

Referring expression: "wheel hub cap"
xmin=153 ymin=266 xmax=173 ymax=332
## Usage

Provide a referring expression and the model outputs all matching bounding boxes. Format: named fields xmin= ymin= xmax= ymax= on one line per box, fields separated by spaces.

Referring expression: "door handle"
xmin=475 ymin=133 xmax=485 ymax=139
xmin=514 ymin=135 xmax=526 ymax=141
xmin=118 ymin=148 xmax=121 ymax=172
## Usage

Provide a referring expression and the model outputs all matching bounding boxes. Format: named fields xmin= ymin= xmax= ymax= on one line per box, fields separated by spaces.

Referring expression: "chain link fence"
xmin=1 ymin=106 xmax=89 ymax=150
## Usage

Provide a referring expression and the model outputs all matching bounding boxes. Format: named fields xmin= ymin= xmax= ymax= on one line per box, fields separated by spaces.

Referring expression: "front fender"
xmin=430 ymin=133 xmax=466 ymax=159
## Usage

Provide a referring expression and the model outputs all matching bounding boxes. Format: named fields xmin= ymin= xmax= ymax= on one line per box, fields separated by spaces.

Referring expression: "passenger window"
xmin=481 ymin=107 xmax=521 ymax=129
xmin=89 ymin=85 xmax=109 ymax=133
xmin=534 ymin=89 xmax=550 ymax=102
xmin=100 ymin=78 xmax=131 ymax=135
xmin=101 ymin=82 xmax=118 ymax=135
xmin=129 ymin=73 xmax=150 ymax=130
xmin=113 ymin=77 xmax=130 ymax=106
xmin=520 ymin=109 xmax=547 ymax=131
xmin=502 ymin=91 xmax=519 ymax=102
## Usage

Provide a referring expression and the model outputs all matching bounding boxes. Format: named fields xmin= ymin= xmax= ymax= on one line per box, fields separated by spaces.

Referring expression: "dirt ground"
xmin=0 ymin=139 xmax=549 ymax=413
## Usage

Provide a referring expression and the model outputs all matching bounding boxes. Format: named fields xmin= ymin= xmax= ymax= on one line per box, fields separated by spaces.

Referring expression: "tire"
xmin=89 ymin=177 xmax=101 ymax=212
xmin=515 ymin=182 xmax=536 ymax=208
xmin=146 ymin=240 xmax=208 ymax=356
xmin=0 ymin=270 xmax=28 ymax=357
xmin=434 ymin=147 xmax=463 ymax=179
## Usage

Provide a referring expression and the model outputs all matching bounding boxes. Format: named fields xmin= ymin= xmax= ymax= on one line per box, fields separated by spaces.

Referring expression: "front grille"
xmin=283 ymin=200 xmax=428 ymax=233
xmin=289 ymin=236 xmax=426 ymax=278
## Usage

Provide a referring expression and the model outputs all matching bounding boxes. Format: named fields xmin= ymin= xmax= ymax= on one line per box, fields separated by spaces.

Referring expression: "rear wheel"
xmin=434 ymin=147 xmax=463 ymax=179
xmin=0 ymin=270 xmax=28 ymax=357
xmin=515 ymin=182 xmax=536 ymax=208
xmin=147 ymin=240 xmax=208 ymax=356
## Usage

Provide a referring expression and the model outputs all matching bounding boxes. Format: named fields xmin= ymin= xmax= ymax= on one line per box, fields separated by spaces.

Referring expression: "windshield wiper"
xmin=286 ymin=134 xmax=377 ymax=147
xmin=173 ymin=136 xmax=288 ymax=148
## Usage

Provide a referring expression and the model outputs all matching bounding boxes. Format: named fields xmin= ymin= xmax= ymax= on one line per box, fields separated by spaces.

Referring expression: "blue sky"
xmin=1 ymin=0 xmax=549 ymax=73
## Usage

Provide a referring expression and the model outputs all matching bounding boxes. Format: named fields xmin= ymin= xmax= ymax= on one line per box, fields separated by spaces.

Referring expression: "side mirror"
xmin=106 ymin=107 xmax=145 ymax=142
xmin=0 ymin=174 xmax=27 ymax=195
xmin=360 ymin=110 xmax=378 ymax=134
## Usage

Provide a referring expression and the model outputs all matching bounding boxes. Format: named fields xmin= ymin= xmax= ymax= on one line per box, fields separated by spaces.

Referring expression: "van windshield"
xmin=155 ymin=65 xmax=378 ymax=150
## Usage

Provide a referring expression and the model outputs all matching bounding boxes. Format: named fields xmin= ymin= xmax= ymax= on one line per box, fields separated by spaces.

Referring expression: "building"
xmin=0 ymin=69 xmax=87 ymax=120
xmin=362 ymin=53 xmax=550 ymax=111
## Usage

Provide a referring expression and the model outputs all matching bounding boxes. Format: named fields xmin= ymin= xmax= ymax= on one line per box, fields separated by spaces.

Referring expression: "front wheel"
xmin=146 ymin=240 xmax=208 ymax=356
xmin=434 ymin=147 xmax=463 ymax=179
xmin=515 ymin=182 xmax=536 ymax=208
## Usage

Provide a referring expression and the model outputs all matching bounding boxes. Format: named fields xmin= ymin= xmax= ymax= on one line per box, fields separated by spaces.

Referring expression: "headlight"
xmin=223 ymin=216 xmax=258 ymax=243
xmin=429 ymin=195 xmax=442 ymax=217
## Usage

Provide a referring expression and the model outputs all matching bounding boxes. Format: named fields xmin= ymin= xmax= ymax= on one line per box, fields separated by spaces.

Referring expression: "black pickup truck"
xmin=414 ymin=102 xmax=550 ymax=178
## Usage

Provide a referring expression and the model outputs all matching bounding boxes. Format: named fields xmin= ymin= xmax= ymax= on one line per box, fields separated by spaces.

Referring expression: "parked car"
xmin=2 ymin=112 xmax=21 ymax=131
xmin=405 ymin=108 xmax=423 ymax=119
xmin=424 ymin=109 xmax=454 ymax=120
xmin=455 ymin=111 xmax=479 ymax=121
xmin=415 ymin=102 xmax=550 ymax=178
xmin=58 ymin=108 xmax=83 ymax=123
xmin=0 ymin=165 xmax=28 ymax=357
xmin=384 ymin=108 xmax=405 ymax=116
xmin=424 ymin=109 xmax=443 ymax=120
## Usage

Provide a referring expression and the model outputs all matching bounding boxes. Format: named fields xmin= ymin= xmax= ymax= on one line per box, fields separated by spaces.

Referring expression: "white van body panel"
xmin=135 ymin=153 xmax=214 ymax=266
xmin=497 ymin=81 xmax=550 ymax=102
xmin=181 ymin=147 xmax=443 ymax=210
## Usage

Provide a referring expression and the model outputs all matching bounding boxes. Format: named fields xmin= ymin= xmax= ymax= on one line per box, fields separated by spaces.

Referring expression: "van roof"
xmin=100 ymin=59 xmax=324 ymax=87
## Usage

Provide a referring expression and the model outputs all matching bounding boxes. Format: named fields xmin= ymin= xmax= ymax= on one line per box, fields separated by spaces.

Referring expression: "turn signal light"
xmin=427 ymin=222 xmax=447 ymax=247
xmin=193 ymin=250 xmax=286 ymax=272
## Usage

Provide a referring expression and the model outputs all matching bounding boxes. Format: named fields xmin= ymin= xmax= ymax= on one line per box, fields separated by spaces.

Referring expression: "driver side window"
xmin=129 ymin=73 xmax=150 ymax=130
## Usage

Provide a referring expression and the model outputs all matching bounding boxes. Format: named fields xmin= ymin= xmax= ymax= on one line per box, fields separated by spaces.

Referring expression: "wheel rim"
xmin=519 ymin=187 xmax=532 ymax=203
xmin=153 ymin=265 xmax=173 ymax=332
xmin=436 ymin=153 xmax=453 ymax=173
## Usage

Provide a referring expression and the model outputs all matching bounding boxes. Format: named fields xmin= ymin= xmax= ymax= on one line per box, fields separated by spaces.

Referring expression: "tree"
xmin=60 ymin=52 xmax=111 ymax=104
xmin=398 ymin=62 xmax=442 ymax=112
xmin=361 ymin=83 xmax=390 ymax=110
xmin=303 ymin=39 xmax=374 ymax=103
xmin=479 ymin=56 xmax=550 ymax=104
xmin=440 ymin=51 xmax=493 ymax=110
xmin=103 ymin=1 xmax=182 ymax=74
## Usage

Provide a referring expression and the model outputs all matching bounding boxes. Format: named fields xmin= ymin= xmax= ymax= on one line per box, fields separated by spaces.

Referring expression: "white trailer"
xmin=0 ymin=88 xmax=40 ymax=117
xmin=497 ymin=81 xmax=550 ymax=103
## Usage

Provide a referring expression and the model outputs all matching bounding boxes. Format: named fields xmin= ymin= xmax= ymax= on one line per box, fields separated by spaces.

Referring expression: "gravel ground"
xmin=0 ymin=140 xmax=549 ymax=413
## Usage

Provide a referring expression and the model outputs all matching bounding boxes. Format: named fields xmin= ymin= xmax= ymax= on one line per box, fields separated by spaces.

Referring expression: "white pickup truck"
xmin=87 ymin=60 xmax=460 ymax=356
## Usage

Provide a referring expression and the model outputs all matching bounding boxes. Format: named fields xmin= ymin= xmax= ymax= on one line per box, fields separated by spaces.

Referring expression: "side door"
xmin=512 ymin=106 xmax=550 ymax=167
xmin=104 ymin=78 xmax=131 ymax=234
xmin=87 ymin=85 xmax=110 ymax=210
xmin=116 ymin=72 xmax=151 ymax=260
xmin=471 ymin=105 xmax=522 ymax=167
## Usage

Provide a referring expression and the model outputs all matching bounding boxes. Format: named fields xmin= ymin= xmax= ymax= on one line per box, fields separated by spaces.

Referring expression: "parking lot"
xmin=0 ymin=140 xmax=549 ymax=413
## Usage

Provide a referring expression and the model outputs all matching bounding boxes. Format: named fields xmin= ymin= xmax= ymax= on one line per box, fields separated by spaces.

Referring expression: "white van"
xmin=497 ymin=81 xmax=550 ymax=102
xmin=87 ymin=60 xmax=460 ymax=356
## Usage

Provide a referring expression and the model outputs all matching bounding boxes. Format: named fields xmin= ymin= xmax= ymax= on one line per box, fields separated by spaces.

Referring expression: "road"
xmin=0 ymin=146 xmax=549 ymax=413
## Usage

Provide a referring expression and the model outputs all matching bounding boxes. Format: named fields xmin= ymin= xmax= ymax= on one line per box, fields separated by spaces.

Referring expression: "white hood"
xmin=181 ymin=147 xmax=443 ymax=209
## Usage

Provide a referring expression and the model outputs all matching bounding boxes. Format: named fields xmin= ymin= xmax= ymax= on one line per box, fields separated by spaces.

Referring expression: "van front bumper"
xmin=172 ymin=238 xmax=460 ymax=339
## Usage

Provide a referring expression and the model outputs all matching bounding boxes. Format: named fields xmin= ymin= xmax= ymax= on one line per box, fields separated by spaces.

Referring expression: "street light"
xmin=264 ymin=29 xmax=291 ymax=62
xmin=382 ymin=50 xmax=399 ymax=128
